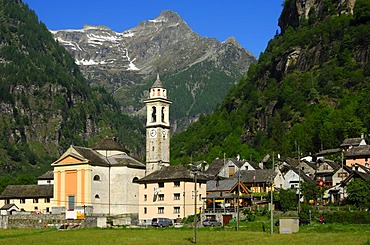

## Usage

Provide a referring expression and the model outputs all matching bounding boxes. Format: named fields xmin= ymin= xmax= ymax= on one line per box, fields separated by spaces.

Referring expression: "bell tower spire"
xmin=144 ymin=74 xmax=172 ymax=174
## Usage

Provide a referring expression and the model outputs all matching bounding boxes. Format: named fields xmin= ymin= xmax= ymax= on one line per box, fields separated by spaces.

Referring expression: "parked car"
xmin=151 ymin=218 xmax=173 ymax=227
xmin=202 ymin=219 xmax=222 ymax=227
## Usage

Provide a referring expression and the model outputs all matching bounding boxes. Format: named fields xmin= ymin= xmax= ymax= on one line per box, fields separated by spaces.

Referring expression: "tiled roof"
xmin=92 ymin=136 xmax=129 ymax=153
xmin=138 ymin=165 xmax=208 ymax=183
xmin=0 ymin=185 xmax=53 ymax=199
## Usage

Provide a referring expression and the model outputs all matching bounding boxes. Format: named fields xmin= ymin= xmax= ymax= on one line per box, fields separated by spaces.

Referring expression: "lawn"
xmin=0 ymin=223 xmax=369 ymax=245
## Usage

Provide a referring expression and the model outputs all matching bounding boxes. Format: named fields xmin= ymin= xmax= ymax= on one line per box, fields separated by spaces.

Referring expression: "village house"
xmin=0 ymin=184 xmax=53 ymax=214
xmin=137 ymin=165 xmax=207 ymax=225
xmin=204 ymin=157 xmax=260 ymax=179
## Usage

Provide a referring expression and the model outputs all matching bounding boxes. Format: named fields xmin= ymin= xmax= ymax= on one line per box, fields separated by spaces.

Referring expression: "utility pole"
xmin=270 ymin=153 xmax=274 ymax=235
xmin=236 ymin=169 xmax=240 ymax=231
xmin=298 ymin=145 xmax=301 ymax=215
xmin=193 ymin=164 xmax=198 ymax=243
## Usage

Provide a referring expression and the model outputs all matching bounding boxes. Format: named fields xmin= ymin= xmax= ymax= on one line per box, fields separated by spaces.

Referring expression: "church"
xmin=0 ymin=75 xmax=207 ymax=225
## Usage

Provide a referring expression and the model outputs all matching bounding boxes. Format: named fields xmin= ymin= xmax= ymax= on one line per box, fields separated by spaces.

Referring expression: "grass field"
xmin=0 ymin=222 xmax=369 ymax=245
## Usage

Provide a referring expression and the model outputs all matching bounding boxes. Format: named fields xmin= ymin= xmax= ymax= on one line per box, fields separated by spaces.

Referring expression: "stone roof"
xmin=206 ymin=179 xmax=239 ymax=192
xmin=73 ymin=146 xmax=108 ymax=166
xmin=281 ymin=165 xmax=316 ymax=184
xmin=38 ymin=170 xmax=54 ymax=180
xmin=109 ymin=154 xmax=146 ymax=169
xmin=346 ymin=145 xmax=370 ymax=157
xmin=92 ymin=136 xmax=129 ymax=153
xmin=0 ymin=203 xmax=18 ymax=210
xmin=340 ymin=138 xmax=364 ymax=147
xmin=316 ymin=148 xmax=341 ymax=156
xmin=151 ymin=74 xmax=164 ymax=88
xmin=204 ymin=158 xmax=246 ymax=176
xmin=138 ymin=165 xmax=208 ymax=183
xmin=0 ymin=185 xmax=53 ymax=199
xmin=238 ymin=169 xmax=277 ymax=183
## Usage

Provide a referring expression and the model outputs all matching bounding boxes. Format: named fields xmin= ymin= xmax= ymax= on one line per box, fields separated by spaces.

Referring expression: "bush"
xmin=320 ymin=210 xmax=370 ymax=224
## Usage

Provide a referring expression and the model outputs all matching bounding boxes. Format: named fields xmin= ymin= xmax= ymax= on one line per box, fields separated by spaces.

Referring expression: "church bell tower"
xmin=144 ymin=74 xmax=172 ymax=174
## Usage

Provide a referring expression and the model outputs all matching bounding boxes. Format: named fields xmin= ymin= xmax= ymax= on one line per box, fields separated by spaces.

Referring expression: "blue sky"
xmin=23 ymin=0 xmax=284 ymax=57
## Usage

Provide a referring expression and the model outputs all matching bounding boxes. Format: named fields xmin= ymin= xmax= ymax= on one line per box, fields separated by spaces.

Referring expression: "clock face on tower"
xmin=149 ymin=128 xmax=157 ymax=138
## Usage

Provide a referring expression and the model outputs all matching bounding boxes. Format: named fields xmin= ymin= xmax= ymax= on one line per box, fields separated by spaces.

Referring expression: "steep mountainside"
xmin=171 ymin=0 xmax=370 ymax=164
xmin=0 ymin=0 xmax=145 ymax=178
xmin=53 ymin=10 xmax=257 ymax=131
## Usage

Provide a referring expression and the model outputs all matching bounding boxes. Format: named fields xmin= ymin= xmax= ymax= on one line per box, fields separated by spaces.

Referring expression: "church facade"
xmin=51 ymin=137 xmax=146 ymax=216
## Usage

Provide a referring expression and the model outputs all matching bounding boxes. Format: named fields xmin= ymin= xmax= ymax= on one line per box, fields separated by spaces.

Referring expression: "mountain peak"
xmin=155 ymin=10 xmax=183 ymax=23
xmin=83 ymin=24 xmax=111 ymax=31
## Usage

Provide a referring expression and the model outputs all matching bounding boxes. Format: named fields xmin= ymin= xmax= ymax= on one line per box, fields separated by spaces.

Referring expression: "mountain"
xmin=0 ymin=0 xmax=145 ymax=179
xmin=52 ymin=10 xmax=257 ymax=131
xmin=171 ymin=0 xmax=370 ymax=164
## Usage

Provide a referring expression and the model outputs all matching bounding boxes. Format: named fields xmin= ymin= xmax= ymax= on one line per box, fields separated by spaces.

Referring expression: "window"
xmin=144 ymin=207 xmax=147 ymax=214
xmin=144 ymin=194 xmax=147 ymax=201
xmin=174 ymin=181 xmax=180 ymax=187
xmin=44 ymin=198 xmax=50 ymax=203
xmin=5 ymin=199 xmax=10 ymax=204
xmin=95 ymin=194 xmax=100 ymax=199
xmin=93 ymin=175 xmax=100 ymax=181
xmin=20 ymin=199 xmax=25 ymax=204
xmin=144 ymin=184 xmax=147 ymax=189
xmin=47 ymin=180 xmax=51 ymax=184
xmin=68 ymin=195 xmax=75 ymax=210
xmin=158 ymin=182 xmax=164 ymax=188
xmin=323 ymin=165 xmax=328 ymax=170
xmin=338 ymin=172 xmax=348 ymax=178
xmin=158 ymin=207 xmax=164 ymax=214
xmin=228 ymin=166 xmax=235 ymax=177
xmin=158 ymin=194 xmax=164 ymax=201
xmin=199 ymin=194 xmax=202 ymax=201
xmin=174 ymin=193 xmax=180 ymax=200
xmin=152 ymin=106 xmax=156 ymax=122
xmin=174 ymin=207 xmax=180 ymax=214
xmin=33 ymin=198 xmax=38 ymax=203
xmin=46 ymin=207 xmax=50 ymax=213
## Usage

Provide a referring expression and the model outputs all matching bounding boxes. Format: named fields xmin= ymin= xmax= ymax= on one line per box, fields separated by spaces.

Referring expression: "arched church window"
xmin=132 ymin=177 xmax=139 ymax=183
xmin=93 ymin=175 xmax=100 ymax=181
xmin=161 ymin=107 xmax=165 ymax=122
xmin=157 ymin=89 xmax=161 ymax=96
xmin=95 ymin=194 xmax=100 ymax=199
xmin=152 ymin=106 xmax=156 ymax=122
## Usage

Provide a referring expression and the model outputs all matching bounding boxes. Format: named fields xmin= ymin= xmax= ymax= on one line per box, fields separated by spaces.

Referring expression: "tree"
xmin=277 ymin=189 xmax=297 ymax=212
xmin=346 ymin=178 xmax=370 ymax=208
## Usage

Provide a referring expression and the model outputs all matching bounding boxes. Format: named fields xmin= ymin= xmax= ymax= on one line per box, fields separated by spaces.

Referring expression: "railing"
xmin=204 ymin=207 xmax=238 ymax=213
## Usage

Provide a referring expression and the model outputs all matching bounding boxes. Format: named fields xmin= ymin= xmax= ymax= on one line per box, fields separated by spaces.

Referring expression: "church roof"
xmin=151 ymin=74 xmax=164 ymax=88
xmin=92 ymin=136 xmax=129 ymax=153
